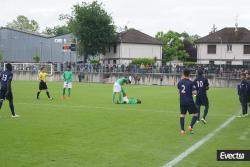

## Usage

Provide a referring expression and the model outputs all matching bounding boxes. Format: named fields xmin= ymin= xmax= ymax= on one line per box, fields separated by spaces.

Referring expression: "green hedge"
xmin=131 ymin=58 xmax=156 ymax=65
xmin=90 ymin=60 xmax=99 ymax=64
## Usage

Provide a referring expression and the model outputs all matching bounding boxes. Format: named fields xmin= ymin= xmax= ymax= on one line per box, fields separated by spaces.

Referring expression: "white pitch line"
xmin=163 ymin=116 xmax=236 ymax=167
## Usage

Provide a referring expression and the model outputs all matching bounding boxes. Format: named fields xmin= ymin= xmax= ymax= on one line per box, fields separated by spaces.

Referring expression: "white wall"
xmin=102 ymin=43 xmax=162 ymax=65
xmin=197 ymin=43 xmax=250 ymax=64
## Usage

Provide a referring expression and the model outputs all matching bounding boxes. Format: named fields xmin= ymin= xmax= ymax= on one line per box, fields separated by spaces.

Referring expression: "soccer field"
xmin=0 ymin=81 xmax=249 ymax=167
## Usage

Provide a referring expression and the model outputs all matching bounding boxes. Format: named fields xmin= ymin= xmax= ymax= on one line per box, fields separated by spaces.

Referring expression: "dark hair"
xmin=183 ymin=68 xmax=190 ymax=77
xmin=40 ymin=66 xmax=45 ymax=71
xmin=67 ymin=66 xmax=71 ymax=69
xmin=197 ymin=69 xmax=203 ymax=76
xmin=240 ymin=72 xmax=246 ymax=77
xmin=6 ymin=63 xmax=12 ymax=71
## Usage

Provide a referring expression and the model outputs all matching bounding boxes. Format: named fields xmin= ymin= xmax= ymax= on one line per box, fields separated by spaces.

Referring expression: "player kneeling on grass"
xmin=177 ymin=69 xmax=198 ymax=134
xmin=112 ymin=77 xmax=132 ymax=104
xmin=36 ymin=67 xmax=53 ymax=100
xmin=62 ymin=66 xmax=73 ymax=99
xmin=122 ymin=96 xmax=142 ymax=104
xmin=0 ymin=63 xmax=19 ymax=117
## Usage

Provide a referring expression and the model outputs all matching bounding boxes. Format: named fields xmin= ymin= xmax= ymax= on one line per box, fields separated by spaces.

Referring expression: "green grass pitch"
xmin=0 ymin=81 xmax=249 ymax=167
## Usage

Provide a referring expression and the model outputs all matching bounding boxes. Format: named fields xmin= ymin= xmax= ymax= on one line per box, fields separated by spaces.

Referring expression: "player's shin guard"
xmin=112 ymin=92 xmax=115 ymax=103
xmin=68 ymin=89 xmax=71 ymax=97
xmin=9 ymin=100 xmax=16 ymax=116
xmin=118 ymin=92 xmax=123 ymax=103
xmin=63 ymin=88 xmax=66 ymax=96
xmin=180 ymin=117 xmax=185 ymax=131
xmin=190 ymin=115 xmax=198 ymax=128
xmin=46 ymin=91 xmax=51 ymax=98
xmin=196 ymin=105 xmax=201 ymax=121
xmin=203 ymin=106 xmax=209 ymax=119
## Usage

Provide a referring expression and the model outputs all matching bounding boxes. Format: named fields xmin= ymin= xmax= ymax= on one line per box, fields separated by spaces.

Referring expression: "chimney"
xmin=235 ymin=23 xmax=238 ymax=32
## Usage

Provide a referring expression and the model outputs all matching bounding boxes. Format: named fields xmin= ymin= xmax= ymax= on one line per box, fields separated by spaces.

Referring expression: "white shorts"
xmin=113 ymin=82 xmax=121 ymax=93
xmin=64 ymin=82 xmax=72 ymax=89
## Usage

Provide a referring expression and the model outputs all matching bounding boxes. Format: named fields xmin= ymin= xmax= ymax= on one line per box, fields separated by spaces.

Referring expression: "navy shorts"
xmin=180 ymin=103 xmax=197 ymax=115
xmin=0 ymin=88 xmax=13 ymax=100
xmin=196 ymin=95 xmax=209 ymax=107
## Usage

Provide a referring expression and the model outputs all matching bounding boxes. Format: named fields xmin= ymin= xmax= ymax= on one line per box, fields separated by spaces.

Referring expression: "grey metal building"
xmin=0 ymin=27 xmax=81 ymax=63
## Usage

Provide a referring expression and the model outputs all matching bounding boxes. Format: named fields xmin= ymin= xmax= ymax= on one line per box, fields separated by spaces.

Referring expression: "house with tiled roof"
xmin=196 ymin=27 xmax=250 ymax=65
xmin=101 ymin=28 xmax=163 ymax=65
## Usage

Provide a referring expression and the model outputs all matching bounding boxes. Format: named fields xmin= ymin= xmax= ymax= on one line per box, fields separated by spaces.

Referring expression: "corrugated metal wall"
xmin=0 ymin=28 xmax=82 ymax=63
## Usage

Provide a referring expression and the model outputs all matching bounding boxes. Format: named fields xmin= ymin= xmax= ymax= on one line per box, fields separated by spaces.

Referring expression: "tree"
xmin=44 ymin=25 xmax=71 ymax=36
xmin=181 ymin=32 xmax=200 ymax=61
xmin=156 ymin=31 xmax=188 ymax=63
xmin=33 ymin=53 xmax=40 ymax=63
xmin=6 ymin=15 xmax=39 ymax=32
xmin=68 ymin=1 xmax=115 ymax=61
xmin=0 ymin=49 xmax=3 ymax=63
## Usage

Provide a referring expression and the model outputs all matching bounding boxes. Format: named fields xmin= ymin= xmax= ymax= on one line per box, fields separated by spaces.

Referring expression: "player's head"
xmin=6 ymin=63 xmax=12 ymax=71
xmin=240 ymin=72 xmax=246 ymax=79
xmin=137 ymin=99 xmax=142 ymax=104
xmin=67 ymin=66 xmax=71 ymax=71
xmin=247 ymin=72 xmax=250 ymax=80
xmin=124 ymin=76 xmax=131 ymax=84
xmin=40 ymin=66 xmax=45 ymax=72
xmin=128 ymin=76 xmax=132 ymax=84
xmin=183 ymin=68 xmax=190 ymax=78
xmin=197 ymin=69 xmax=203 ymax=76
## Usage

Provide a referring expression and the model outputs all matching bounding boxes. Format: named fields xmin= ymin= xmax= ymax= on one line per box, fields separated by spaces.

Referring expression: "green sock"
xmin=63 ymin=88 xmax=66 ymax=96
xmin=118 ymin=92 xmax=123 ymax=103
xmin=68 ymin=89 xmax=71 ymax=96
xmin=112 ymin=92 xmax=115 ymax=103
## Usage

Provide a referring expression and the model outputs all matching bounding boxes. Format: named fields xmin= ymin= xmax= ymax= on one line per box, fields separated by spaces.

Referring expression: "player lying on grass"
xmin=178 ymin=69 xmax=198 ymax=134
xmin=62 ymin=66 xmax=73 ymax=99
xmin=122 ymin=96 xmax=141 ymax=104
xmin=112 ymin=76 xmax=132 ymax=103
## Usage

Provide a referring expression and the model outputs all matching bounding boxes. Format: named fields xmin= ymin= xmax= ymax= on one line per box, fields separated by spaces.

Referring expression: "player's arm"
xmin=5 ymin=76 xmax=12 ymax=96
xmin=205 ymin=79 xmax=209 ymax=90
xmin=48 ymin=72 xmax=53 ymax=77
xmin=177 ymin=81 xmax=181 ymax=93
xmin=62 ymin=72 xmax=66 ymax=81
xmin=237 ymin=84 xmax=240 ymax=96
xmin=192 ymin=83 xmax=197 ymax=96
xmin=38 ymin=73 xmax=42 ymax=81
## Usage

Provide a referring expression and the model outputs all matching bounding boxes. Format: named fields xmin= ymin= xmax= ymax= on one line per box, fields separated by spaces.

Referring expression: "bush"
xmin=131 ymin=58 xmax=156 ymax=65
xmin=90 ymin=60 xmax=99 ymax=64
xmin=0 ymin=49 xmax=3 ymax=63
xmin=33 ymin=53 xmax=40 ymax=63
xmin=183 ymin=61 xmax=196 ymax=66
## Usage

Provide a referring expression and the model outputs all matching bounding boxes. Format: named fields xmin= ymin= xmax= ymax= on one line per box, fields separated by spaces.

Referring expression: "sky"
xmin=1 ymin=0 xmax=250 ymax=37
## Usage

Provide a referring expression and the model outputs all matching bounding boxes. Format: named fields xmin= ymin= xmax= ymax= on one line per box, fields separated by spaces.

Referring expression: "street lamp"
xmin=218 ymin=37 xmax=222 ymax=70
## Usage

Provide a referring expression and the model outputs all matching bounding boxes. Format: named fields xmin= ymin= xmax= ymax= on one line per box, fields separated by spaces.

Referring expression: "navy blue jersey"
xmin=193 ymin=76 xmax=209 ymax=97
xmin=0 ymin=70 xmax=13 ymax=90
xmin=178 ymin=79 xmax=196 ymax=105
xmin=238 ymin=79 xmax=248 ymax=98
